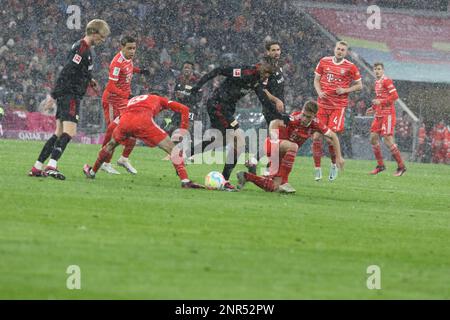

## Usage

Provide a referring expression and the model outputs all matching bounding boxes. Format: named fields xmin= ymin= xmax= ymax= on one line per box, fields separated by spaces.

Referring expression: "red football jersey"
xmin=126 ymin=94 xmax=169 ymax=115
xmin=374 ymin=76 xmax=398 ymax=116
xmin=105 ymin=51 xmax=134 ymax=104
xmin=279 ymin=111 xmax=331 ymax=148
xmin=315 ymin=56 xmax=361 ymax=109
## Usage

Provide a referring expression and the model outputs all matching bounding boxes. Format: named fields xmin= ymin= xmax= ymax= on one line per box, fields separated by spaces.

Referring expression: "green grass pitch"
xmin=0 ymin=139 xmax=449 ymax=299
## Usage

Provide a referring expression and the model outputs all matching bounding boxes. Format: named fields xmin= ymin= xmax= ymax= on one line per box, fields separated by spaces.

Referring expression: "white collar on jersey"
xmin=120 ymin=51 xmax=132 ymax=62
xmin=332 ymin=56 xmax=346 ymax=65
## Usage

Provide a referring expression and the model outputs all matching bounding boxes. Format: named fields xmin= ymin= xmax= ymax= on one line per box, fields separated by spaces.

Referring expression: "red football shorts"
xmin=371 ymin=113 xmax=396 ymax=137
xmin=316 ymin=105 xmax=346 ymax=133
xmin=112 ymin=110 xmax=168 ymax=147
xmin=102 ymin=99 xmax=128 ymax=126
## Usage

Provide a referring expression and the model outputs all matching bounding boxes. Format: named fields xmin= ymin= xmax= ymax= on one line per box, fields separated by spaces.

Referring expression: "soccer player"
xmin=189 ymin=62 xmax=280 ymax=191
xmin=100 ymin=35 xmax=150 ymax=175
xmin=83 ymin=94 xmax=204 ymax=189
xmin=261 ymin=40 xmax=285 ymax=122
xmin=236 ymin=101 xmax=344 ymax=193
xmin=366 ymin=62 xmax=406 ymax=176
xmin=247 ymin=40 xmax=286 ymax=174
xmin=28 ymin=19 xmax=110 ymax=180
xmin=170 ymin=61 xmax=200 ymax=134
xmin=313 ymin=40 xmax=362 ymax=181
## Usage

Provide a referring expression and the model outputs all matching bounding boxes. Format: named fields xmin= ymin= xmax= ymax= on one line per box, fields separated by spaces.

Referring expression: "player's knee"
xmin=384 ymin=136 xmax=394 ymax=147
xmin=370 ymin=134 xmax=379 ymax=144
xmin=288 ymin=142 xmax=299 ymax=153
xmin=312 ymin=133 xmax=322 ymax=141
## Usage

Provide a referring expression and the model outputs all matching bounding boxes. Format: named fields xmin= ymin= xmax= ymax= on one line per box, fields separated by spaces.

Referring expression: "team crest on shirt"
xmin=340 ymin=69 xmax=345 ymax=75
xmin=233 ymin=69 xmax=241 ymax=77
xmin=72 ymin=54 xmax=82 ymax=64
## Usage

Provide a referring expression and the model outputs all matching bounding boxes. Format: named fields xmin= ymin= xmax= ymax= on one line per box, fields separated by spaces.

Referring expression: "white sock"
xmin=48 ymin=159 xmax=57 ymax=168
xmin=119 ymin=156 xmax=128 ymax=162
xmin=34 ymin=161 xmax=43 ymax=170
xmin=181 ymin=179 xmax=190 ymax=183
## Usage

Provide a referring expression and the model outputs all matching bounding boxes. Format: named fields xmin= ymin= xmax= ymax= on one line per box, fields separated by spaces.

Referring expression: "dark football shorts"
xmin=207 ymin=100 xmax=239 ymax=135
xmin=56 ymin=95 xmax=81 ymax=123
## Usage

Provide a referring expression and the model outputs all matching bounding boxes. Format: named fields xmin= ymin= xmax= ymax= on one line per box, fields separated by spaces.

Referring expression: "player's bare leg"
xmin=370 ymin=132 xmax=386 ymax=174
xmin=157 ymin=137 xmax=204 ymax=189
xmin=383 ymin=135 xmax=406 ymax=176
xmin=312 ymin=132 xmax=323 ymax=181
xmin=84 ymin=139 xmax=120 ymax=179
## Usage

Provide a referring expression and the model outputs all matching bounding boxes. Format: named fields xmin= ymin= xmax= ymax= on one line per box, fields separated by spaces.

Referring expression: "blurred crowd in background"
xmin=0 ymin=0 xmax=448 ymax=163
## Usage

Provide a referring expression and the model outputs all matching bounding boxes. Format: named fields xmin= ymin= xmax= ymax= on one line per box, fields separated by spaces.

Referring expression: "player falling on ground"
xmin=313 ymin=40 xmax=362 ymax=181
xmin=236 ymin=101 xmax=344 ymax=193
xmin=83 ymin=94 xmax=204 ymax=189
xmin=28 ymin=19 xmax=110 ymax=180
xmin=247 ymin=40 xmax=286 ymax=174
xmin=188 ymin=62 xmax=281 ymax=191
xmin=100 ymin=35 xmax=150 ymax=175
xmin=367 ymin=62 xmax=406 ymax=175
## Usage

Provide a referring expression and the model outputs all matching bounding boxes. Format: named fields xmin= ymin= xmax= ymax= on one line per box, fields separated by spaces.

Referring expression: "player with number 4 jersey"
xmin=312 ymin=40 xmax=362 ymax=182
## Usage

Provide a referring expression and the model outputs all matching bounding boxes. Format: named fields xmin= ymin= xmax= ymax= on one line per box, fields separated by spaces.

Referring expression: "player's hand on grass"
xmin=336 ymin=87 xmax=347 ymax=95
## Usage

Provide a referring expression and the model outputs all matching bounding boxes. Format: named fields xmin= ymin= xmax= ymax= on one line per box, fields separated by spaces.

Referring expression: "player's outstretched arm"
xmin=191 ymin=67 xmax=228 ymax=92
xmin=167 ymin=100 xmax=190 ymax=131
xmin=325 ymin=130 xmax=345 ymax=170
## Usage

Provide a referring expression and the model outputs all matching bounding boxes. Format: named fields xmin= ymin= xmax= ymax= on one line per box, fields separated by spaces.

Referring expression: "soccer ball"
xmin=204 ymin=171 xmax=225 ymax=190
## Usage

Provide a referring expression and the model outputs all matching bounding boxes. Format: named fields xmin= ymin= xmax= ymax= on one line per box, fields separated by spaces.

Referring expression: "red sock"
xmin=122 ymin=137 xmax=136 ymax=158
xmin=312 ymin=139 xmax=322 ymax=167
xmin=372 ymin=144 xmax=384 ymax=166
xmin=244 ymin=172 xmax=275 ymax=192
xmin=170 ymin=149 xmax=188 ymax=180
xmin=102 ymin=122 xmax=117 ymax=163
xmin=93 ymin=148 xmax=112 ymax=173
xmin=102 ymin=122 xmax=117 ymax=147
xmin=328 ymin=145 xmax=336 ymax=164
xmin=390 ymin=144 xmax=404 ymax=168
xmin=278 ymin=150 xmax=296 ymax=184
